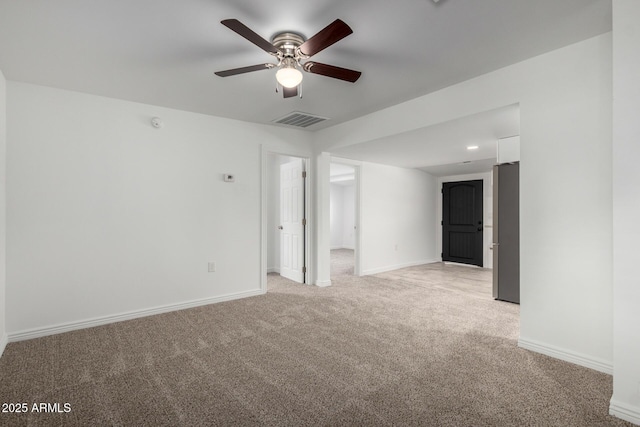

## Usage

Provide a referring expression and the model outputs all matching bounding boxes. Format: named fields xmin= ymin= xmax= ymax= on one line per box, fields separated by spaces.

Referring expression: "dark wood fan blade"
xmin=283 ymin=86 xmax=298 ymax=98
xmin=303 ymin=62 xmax=361 ymax=83
xmin=215 ymin=63 xmax=274 ymax=77
xmin=298 ymin=19 xmax=353 ymax=57
xmin=221 ymin=19 xmax=279 ymax=55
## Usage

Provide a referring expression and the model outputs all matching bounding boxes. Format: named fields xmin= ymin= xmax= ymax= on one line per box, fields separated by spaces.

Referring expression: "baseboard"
xmin=518 ymin=337 xmax=613 ymax=374
xmin=267 ymin=267 xmax=280 ymax=274
xmin=0 ymin=332 xmax=8 ymax=358
xmin=315 ymin=279 xmax=332 ymax=287
xmin=610 ymin=399 xmax=640 ymax=425
xmin=363 ymin=259 xmax=439 ymax=276
xmin=8 ymin=288 xmax=265 ymax=343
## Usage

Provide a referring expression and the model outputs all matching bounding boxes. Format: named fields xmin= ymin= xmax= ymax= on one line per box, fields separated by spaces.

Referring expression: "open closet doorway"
xmin=330 ymin=161 xmax=359 ymax=278
xmin=266 ymin=152 xmax=309 ymax=287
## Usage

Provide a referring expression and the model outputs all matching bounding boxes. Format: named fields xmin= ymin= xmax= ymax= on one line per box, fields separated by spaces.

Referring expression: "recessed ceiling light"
xmin=467 ymin=145 xmax=479 ymax=150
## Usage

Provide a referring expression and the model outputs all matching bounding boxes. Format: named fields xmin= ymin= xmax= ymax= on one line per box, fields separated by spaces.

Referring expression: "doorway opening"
xmin=442 ymin=179 xmax=484 ymax=267
xmin=265 ymin=151 xmax=310 ymax=290
xmin=329 ymin=161 xmax=359 ymax=279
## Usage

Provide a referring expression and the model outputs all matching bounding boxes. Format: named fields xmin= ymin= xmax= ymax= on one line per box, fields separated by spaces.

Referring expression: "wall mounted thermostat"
xmin=223 ymin=174 xmax=235 ymax=182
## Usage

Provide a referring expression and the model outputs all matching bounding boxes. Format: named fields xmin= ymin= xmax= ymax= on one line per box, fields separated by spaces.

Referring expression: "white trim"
xmin=518 ymin=337 xmax=613 ymax=374
xmin=303 ymin=157 xmax=313 ymax=284
xmin=0 ymin=333 xmax=8 ymax=358
xmin=267 ymin=267 xmax=280 ymax=274
xmin=8 ymin=289 xmax=264 ymax=343
xmin=260 ymin=145 xmax=267 ymax=293
xmin=363 ymin=259 xmax=440 ymax=276
xmin=317 ymin=152 xmax=332 ymax=284
xmin=315 ymin=279 xmax=332 ymax=287
xmin=354 ymin=164 xmax=362 ymax=277
xmin=609 ymin=399 xmax=640 ymax=425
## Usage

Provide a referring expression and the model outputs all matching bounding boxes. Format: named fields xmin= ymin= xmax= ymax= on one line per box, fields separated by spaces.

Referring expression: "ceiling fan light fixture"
xmin=276 ymin=65 xmax=303 ymax=88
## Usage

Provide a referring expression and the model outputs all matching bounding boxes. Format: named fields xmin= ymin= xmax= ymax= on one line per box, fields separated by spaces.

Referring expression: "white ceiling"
xmin=331 ymin=104 xmax=520 ymax=176
xmin=0 ymin=0 xmax=611 ymax=131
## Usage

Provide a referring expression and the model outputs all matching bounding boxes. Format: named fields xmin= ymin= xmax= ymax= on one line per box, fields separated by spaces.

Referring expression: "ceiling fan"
xmin=214 ymin=19 xmax=361 ymax=98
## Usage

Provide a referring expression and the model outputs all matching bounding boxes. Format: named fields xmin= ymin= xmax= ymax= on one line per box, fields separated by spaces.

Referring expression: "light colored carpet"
xmin=331 ymin=248 xmax=354 ymax=277
xmin=0 ymin=263 xmax=631 ymax=426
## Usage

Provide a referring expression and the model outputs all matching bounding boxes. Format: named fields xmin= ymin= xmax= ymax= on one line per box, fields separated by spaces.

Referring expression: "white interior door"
xmin=280 ymin=158 xmax=305 ymax=283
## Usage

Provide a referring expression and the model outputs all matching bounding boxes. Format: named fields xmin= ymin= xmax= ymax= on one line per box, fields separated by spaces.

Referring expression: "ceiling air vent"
xmin=273 ymin=111 xmax=329 ymax=128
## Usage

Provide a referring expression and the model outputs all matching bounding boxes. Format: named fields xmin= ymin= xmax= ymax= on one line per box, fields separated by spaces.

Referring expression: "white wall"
xmin=330 ymin=182 xmax=355 ymax=250
xmin=315 ymin=34 xmax=614 ymax=373
xmin=313 ymin=152 xmax=332 ymax=287
xmin=437 ymin=172 xmax=493 ymax=269
xmin=6 ymin=82 xmax=312 ymax=337
xmin=611 ymin=0 xmax=640 ymax=423
xmin=330 ymin=183 xmax=344 ymax=249
xmin=0 ymin=70 xmax=6 ymax=356
xmin=360 ymin=162 xmax=438 ymax=275
xmin=342 ymin=184 xmax=355 ymax=249
xmin=497 ymin=136 xmax=520 ymax=164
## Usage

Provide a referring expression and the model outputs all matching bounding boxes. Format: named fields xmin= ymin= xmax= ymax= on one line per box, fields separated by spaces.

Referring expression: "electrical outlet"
xmin=208 ymin=262 xmax=216 ymax=273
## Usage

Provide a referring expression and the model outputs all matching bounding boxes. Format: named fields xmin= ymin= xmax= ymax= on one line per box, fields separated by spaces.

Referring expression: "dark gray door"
xmin=442 ymin=180 xmax=483 ymax=267
xmin=492 ymin=163 xmax=520 ymax=304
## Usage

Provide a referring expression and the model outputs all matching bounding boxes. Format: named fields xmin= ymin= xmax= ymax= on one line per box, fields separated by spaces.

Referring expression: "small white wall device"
xmin=151 ymin=117 xmax=163 ymax=128
xmin=223 ymin=174 xmax=235 ymax=182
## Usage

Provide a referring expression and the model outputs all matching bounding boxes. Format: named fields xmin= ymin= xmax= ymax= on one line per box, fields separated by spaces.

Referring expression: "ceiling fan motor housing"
xmin=272 ymin=33 xmax=305 ymax=54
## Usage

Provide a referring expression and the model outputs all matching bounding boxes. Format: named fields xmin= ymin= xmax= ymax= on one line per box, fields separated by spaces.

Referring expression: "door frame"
xmin=441 ymin=179 xmax=484 ymax=267
xmin=437 ymin=173 xmax=492 ymax=269
xmin=261 ymin=148 xmax=312 ymax=292
xmin=330 ymin=156 xmax=362 ymax=277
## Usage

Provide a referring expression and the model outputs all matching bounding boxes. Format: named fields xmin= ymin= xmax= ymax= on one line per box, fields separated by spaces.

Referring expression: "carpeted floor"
xmin=0 ymin=262 xmax=631 ymax=426
xmin=331 ymin=248 xmax=354 ymax=277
